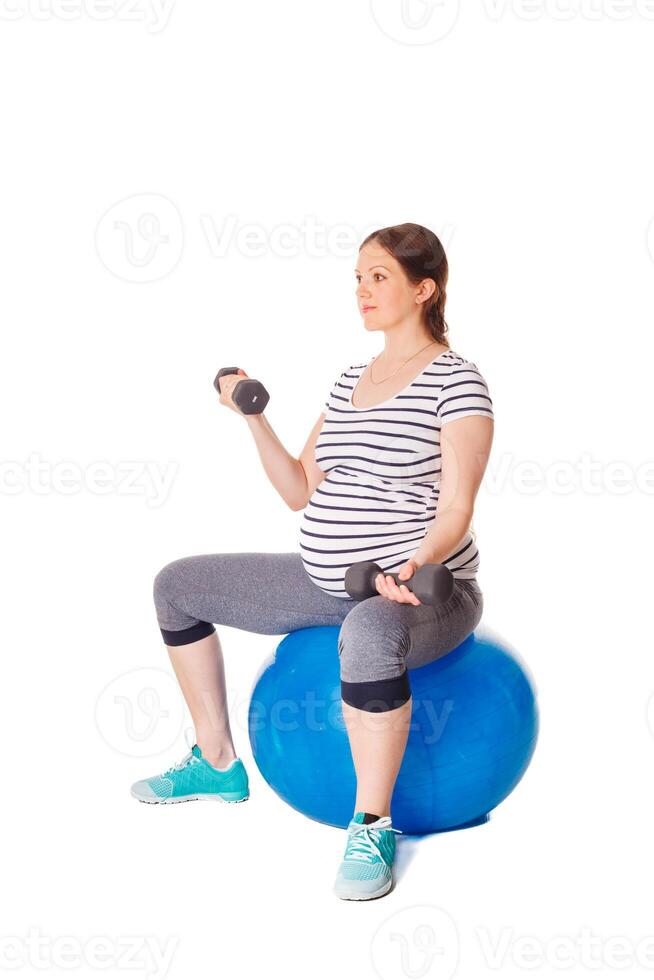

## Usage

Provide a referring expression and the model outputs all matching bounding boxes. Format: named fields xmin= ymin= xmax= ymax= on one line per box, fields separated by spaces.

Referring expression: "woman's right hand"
xmin=217 ymin=368 xmax=250 ymax=417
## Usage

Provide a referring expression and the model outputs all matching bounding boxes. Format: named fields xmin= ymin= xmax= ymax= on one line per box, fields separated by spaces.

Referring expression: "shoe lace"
xmin=161 ymin=750 xmax=198 ymax=778
xmin=344 ymin=817 xmax=403 ymax=863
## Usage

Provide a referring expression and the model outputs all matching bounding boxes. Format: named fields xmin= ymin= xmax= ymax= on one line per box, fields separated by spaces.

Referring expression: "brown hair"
xmin=359 ymin=222 xmax=450 ymax=346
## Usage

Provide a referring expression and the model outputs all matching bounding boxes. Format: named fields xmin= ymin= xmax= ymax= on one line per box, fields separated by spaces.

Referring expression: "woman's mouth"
xmin=361 ymin=305 xmax=376 ymax=313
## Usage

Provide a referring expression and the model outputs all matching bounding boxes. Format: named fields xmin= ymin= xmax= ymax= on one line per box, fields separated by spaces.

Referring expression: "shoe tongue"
xmin=192 ymin=745 xmax=202 ymax=759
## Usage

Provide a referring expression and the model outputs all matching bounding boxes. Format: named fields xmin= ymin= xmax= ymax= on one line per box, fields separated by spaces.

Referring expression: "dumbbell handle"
xmin=213 ymin=366 xmax=270 ymax=416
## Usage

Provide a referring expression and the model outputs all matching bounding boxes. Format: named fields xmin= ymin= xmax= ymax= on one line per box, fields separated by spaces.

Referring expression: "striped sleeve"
xmin=323 ymin=365 xmax=348 ymax=411
xmin=437 ymin=360 xmax=494 ymax=425
xmin=323 ymin=374 xmax=333 ymax=410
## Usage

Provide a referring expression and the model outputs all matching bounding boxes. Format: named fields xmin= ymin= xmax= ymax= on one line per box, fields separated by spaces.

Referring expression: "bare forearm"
xmin=244 ymin=414 xmax=308 ymax=509
xmin=411 ymin=507 xmax=473 ymax=567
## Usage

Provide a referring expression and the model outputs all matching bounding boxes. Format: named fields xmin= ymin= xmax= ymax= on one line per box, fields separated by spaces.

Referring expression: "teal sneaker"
xmin=333 ymin=812 xmax=403 ymax=901
xmin=130 ymin=744 xmax=249 ymax=805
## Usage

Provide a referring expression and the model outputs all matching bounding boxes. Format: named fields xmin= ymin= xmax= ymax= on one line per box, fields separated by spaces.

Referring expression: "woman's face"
xmin=355 ymin=241 xmax=433 ymax=333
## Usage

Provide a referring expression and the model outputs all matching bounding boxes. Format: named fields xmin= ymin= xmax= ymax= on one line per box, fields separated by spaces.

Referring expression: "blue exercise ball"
xmin=248 ymin=624 xmax=538 ymax=835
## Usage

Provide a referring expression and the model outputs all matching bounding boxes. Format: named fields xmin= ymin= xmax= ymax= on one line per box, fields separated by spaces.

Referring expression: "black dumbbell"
xmin=213 ymin=367 xmax=270 ymax=415
xmin=344 ymin=560 xmax=454 ymax=607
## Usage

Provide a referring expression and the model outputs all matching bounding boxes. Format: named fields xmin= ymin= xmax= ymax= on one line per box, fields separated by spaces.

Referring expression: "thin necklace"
xmin=369 ymin=339 xmax=439 ymax=385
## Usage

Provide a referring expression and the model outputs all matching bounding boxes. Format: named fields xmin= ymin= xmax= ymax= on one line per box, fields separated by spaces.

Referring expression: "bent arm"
xmin=412 ymin=415 xmax=494 ymax=566
xmin=244 ymin=414 xmax=308 ymax=510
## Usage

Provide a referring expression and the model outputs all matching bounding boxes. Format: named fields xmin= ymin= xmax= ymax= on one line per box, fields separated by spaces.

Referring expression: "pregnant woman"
xmin=131 ymin=222 xmax=495 ymax=902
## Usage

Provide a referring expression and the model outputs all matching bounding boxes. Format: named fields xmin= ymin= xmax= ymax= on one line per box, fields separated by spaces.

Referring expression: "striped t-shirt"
xmin=299 ymin=349 xmax=494 ymax=598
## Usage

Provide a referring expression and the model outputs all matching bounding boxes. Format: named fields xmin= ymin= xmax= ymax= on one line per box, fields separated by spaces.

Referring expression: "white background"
xmin=2 ymin=1 xmax=653 ymax=977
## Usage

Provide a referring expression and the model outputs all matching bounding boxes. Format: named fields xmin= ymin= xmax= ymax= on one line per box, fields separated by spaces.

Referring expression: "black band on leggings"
xmin=341 ymin=670 xmax=411 ymax=713
xmin=160 ymin=621 xmax=216 ymax=647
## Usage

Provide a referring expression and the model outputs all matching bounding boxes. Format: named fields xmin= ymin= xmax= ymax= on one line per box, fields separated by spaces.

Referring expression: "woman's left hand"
xmin=375 ymin=559 xmax=422 ymax=605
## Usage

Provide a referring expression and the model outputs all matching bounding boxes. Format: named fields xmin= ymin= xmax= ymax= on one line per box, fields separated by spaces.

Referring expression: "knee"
xmin=337 ymin=599 xmax=412 ymax=713
xmin=153 ymin=561 xmax=177 ymax=607
xmin=153 ymin=556 xmax=201 ymax=607
xmin=152 ymin=558 xmax=216 ymax=646
xmin=152 ymin=561 xmax=185 ymax=624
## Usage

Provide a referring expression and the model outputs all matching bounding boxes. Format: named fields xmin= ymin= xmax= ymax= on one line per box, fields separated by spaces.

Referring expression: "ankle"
xmin=355 ymin=805 xmax=391 ymax=819
xmin=197 ymin=743 xmax=238 ymax=770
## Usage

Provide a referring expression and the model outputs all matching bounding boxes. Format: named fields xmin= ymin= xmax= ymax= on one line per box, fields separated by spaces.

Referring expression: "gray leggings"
xmin=153 ymin=552 xmax=483 ymax=713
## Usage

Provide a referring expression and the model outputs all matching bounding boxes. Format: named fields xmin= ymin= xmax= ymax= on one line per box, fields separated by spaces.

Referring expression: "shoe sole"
xmin=131 ymin=792 xmax=249 ymax=805
xmin=334 ymin=878 xmax=393 ymax=901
